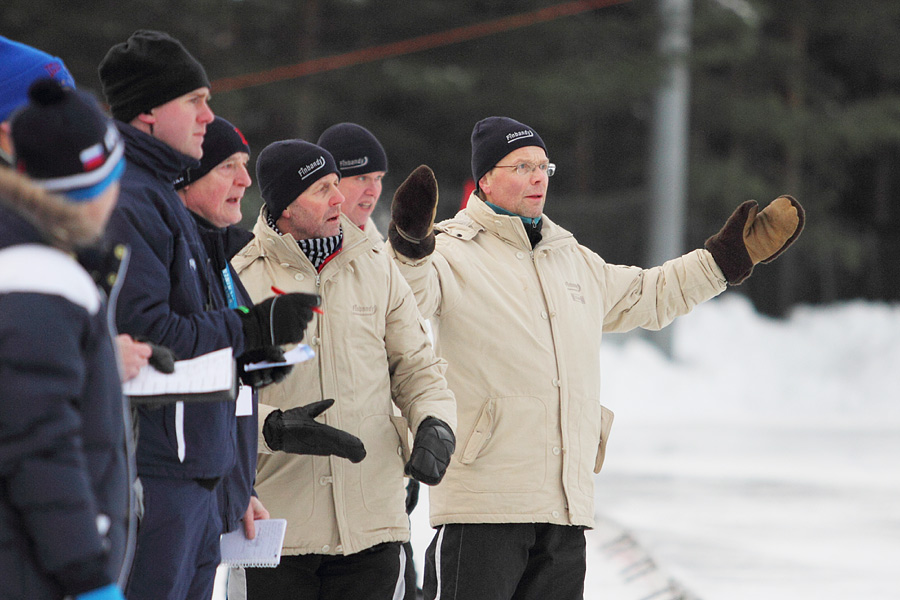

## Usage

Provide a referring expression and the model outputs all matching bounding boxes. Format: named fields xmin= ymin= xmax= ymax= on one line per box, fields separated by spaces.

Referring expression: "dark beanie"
xmin=256 ymin=140 xmax=339 ymax=216
xmin=0 ymin=36 xmax=75 ymax=122
xmin=174 ymin=116 xmax=250 ymax=189
xmin=11 ymin=78 xmax=124 ymax=201
xmin=316 ymin=123 xmax=388 ymax=177
xmin=98 ymin=30 xmax=209 ymax=123
xmin=471 ymin=116 xmax=547 ymax=186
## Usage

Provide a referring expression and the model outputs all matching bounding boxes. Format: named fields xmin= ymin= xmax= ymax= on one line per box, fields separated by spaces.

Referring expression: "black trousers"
xmin=245 ymin=542 xmax=404 ymax=600
xmin=423 ymin=523 xmax=586 ymax=600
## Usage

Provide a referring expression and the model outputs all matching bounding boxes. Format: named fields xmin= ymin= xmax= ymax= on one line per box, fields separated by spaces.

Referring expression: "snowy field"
xmin=408 ymin=295 xmax=900 ymax=599
xmin=217 ymin=295 xmax=900 ymax=599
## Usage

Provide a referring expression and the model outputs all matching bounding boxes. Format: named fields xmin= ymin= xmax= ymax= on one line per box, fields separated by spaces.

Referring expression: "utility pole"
xmin=647 ymin=0 xmax=692 ymax=357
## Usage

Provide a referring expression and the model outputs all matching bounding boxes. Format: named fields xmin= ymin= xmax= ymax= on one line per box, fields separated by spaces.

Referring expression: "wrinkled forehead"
xmin=499 ymin=145 xmax=548 ymax=165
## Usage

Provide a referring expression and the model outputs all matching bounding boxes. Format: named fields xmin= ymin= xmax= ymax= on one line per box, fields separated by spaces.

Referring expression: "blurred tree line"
xmin=4 ymin=0 xmax=900 ymax=315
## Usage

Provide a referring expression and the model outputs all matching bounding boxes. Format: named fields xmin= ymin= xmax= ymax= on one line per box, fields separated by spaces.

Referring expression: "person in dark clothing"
xmin=97 ymin=31 xmax=320 ymax=600
xmin=0 ymin=78 xmax=128 ymax=600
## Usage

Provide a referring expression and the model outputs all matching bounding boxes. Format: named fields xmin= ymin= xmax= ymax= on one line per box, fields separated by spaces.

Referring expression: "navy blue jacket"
xmin=192 ymin=214 xmax=259 ymax=533
xmin=105 ymin=123 xmax=243 ymax=480
xmin=0 ymin=200 xmax=130 ymax=599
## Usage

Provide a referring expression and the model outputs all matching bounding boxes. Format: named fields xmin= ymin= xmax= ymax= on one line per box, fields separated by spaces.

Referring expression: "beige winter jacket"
xmin=232 ymin=209 xmax=456 ymax=556
xmin=387 ymin=195 xmax=727 ymax=528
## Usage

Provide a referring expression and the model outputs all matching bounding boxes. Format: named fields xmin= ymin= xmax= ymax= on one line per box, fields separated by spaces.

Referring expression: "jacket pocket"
xmin=458 ymin=398 xmax=494 ymax=465
xmin=593 ymin=405 xmax=615 ymax=473
xmin=390 ymin=415 xmax=412 ymax=463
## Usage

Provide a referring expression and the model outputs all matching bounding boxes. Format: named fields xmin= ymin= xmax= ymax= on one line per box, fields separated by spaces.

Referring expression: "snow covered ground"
xmin=216 ymin=295 xmax=899 ymax=599
xmin=407 ymin=295 xmax=900 ymax=599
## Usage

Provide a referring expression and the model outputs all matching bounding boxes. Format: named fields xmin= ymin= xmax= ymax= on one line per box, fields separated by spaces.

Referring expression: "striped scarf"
xmin=266 ymin=210 xmax=343 ymax=271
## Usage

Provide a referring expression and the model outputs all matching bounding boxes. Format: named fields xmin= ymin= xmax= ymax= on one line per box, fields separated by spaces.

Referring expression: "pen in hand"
xmin=271 ymin=286 xmax=324 ymax=314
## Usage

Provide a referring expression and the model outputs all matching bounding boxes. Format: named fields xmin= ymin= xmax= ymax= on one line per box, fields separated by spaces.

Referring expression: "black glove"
xmin=405 ymin=417 xmax=455 ymax=486
xmin=405 ymin=479 xmax=420 ymax=515
xmin=147 ymin=342 xmax=176 ymax=374
xmin=237 ymin=346 xmax=293 ymax=389
xmin=237 ymin=293 xmax=320 ymax=353
xmin=263 ymin=399 xmax=366 ymax=462
xmin=133 ymin=336 xmax=177 ymax=374
xmin=388 ymin=165 xmax=439 ymax=260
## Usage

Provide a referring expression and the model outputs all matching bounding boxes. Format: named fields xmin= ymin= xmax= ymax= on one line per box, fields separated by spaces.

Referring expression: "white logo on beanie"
xmin=506 ymin=130 xmax=534 ymax=143
xmin=298 ymin=156 xmax=326 ymax=180
xmin=340 ymin=157 xmax=369 ymax=169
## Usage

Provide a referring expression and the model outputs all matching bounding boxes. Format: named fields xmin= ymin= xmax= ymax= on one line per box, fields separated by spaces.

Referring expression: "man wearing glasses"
xmin=386 ymin=116 xmax=804 ymax=600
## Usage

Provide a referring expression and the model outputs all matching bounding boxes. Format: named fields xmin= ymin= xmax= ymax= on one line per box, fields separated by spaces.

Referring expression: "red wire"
xmin=211 ymin=0 xmax=632 ymax=93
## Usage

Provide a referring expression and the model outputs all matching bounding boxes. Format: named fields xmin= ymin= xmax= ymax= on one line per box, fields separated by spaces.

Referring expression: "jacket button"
xmin=541 ymin=311 xmax=548 ymax=319
xmin=336 ymin=545 xmax=343 ymax=553
xmin=280 ymin=262 xmax=290 ymax=268
xmin=516 ymin=251 xmax=525 ymax=259
xmin=294 ymin=273 xmax=304 ymax=281
xmin=552 ymin=378 xmax=560 ymax=387
xmin=319 ymin=476 xmax=333 ymax=485
xmin=552 ymin=447 xmax=561 ymax=455
xmin=322 ymin=545 xmax=330 ymax=552
xmin=552 ymin=511 xmax=560 ymax=518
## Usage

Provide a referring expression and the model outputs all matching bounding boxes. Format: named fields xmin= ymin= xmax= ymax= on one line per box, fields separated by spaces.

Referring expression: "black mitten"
xmin=388 ymin=165 xmax=438 ymax=259
xmin=405 ymin=417 xmax=455 ymax=486
xmin=237 ymin=346 xmax=293 ymax=389
xmin=263 ymin=399 xmax=366 ymax=462
xmin=237 ymin=293 xmax=319 ymax=352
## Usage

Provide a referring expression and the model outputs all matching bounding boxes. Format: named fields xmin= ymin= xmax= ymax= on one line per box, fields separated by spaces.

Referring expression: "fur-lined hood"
xmin=0 ymin=166 xmax=101 ymax=251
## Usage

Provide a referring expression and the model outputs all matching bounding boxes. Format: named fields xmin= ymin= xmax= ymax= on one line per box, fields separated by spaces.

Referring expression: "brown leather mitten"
xmin=705 ymin=195 xmax=805 ymax=285
xmin=388 ymin=165 xmax=438 ymax=260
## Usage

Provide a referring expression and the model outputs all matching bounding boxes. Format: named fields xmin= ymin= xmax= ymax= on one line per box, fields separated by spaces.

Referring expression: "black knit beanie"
xmin=174 ymin=116 xmax=250 ymax=189
xmin=256 ymin=140 xmax=339 ymax=217
xmin=11 ymin=78 xmax=124 ymax=201
xmin=316 ymin=123 xmax=388 ymax=177
xmin=98 ymin=30 xmax=209 ymax=123
xmin=471 ymin=116 xmax=547 ymax=187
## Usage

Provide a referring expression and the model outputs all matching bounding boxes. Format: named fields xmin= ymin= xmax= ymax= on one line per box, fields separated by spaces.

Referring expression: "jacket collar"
xmin=116 ymin=121 xmax=199 ymax=184
xmin=462 ymin=194 xmax=572 ymax=251
xmin=191 ymin=211 xmax=254 ymax=259
xmin=247 ymin=207 xmax=373 ymax=278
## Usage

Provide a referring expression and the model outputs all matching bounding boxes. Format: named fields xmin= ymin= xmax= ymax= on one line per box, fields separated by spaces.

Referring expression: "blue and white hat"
xmin=11 ymin=78 xmax=125 ymax=201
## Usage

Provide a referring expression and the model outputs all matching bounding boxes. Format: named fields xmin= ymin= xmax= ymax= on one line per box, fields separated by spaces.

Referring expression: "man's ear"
xmin=478 ymin=173 xmax=492 ymax=196
xmin=135 ymin=111 xmax=156 ymax=126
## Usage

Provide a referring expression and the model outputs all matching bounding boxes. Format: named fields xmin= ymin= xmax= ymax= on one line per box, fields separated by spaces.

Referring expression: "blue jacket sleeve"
xmin=0 ymin=294 xmax=111 ymax=593
xmin=106 ymin=193 xmax=246 ymax=359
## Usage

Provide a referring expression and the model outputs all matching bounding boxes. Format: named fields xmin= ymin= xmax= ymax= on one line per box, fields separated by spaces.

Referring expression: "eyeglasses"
xmin=494 ymin=161 xmax=556 ymax=177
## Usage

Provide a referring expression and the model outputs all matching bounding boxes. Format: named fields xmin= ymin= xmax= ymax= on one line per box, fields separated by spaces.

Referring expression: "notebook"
xmin=123 ymin=347 xmax=236 ymax=405
xmin=220 ymin=518 xmax=287 ymax=568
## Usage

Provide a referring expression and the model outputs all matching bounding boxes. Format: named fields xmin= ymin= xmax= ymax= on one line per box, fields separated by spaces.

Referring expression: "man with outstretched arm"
xmin=386 ymin=116 xmax=804 ymax=600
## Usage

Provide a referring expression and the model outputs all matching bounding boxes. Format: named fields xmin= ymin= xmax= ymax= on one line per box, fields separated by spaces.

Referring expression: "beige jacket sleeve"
xmin=592 ymin=247 xmax=728 ymax=332
xmin=382 ymin=255 xmax=457 ymax=434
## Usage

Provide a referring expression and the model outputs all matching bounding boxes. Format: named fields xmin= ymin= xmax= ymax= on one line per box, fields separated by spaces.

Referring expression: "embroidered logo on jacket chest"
xmin=352 ymin=304 xmax=377 ymax=315
xmin=565 ymin=281 xmax=585 ymax=304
